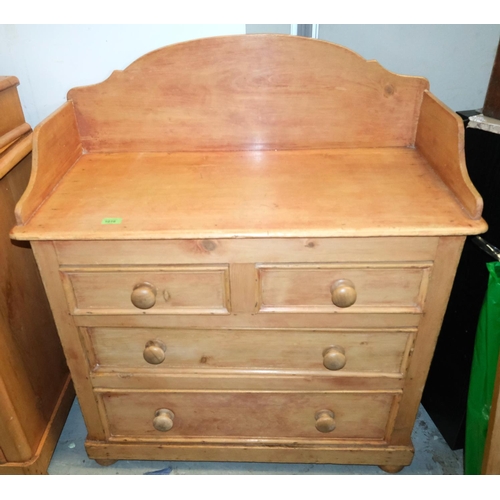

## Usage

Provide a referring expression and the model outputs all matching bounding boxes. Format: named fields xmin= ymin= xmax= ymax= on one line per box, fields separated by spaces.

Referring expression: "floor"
xmin=47 ymin=399 xmax=464 ymax=475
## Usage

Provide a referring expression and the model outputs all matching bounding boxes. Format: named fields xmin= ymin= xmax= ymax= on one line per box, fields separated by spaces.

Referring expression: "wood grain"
xmin=53 ymin=237 xmax=440 ymax=266
xmin=11 ymin=149 xmax=487 ymax=241
xmin=0 ymin=78 xmax=24 ymax=138
xmin=0 ymin=161 xmax=58 ymax=463
xmin=0 ymin=75 xmax=32 ymax=179
xmin=86 ymin=439 xmax=414 ymax=466
xmin=229 ymin=263 xmax=258 ymax=313
xmin=0 ymin=123 xmax=31 ymax=152
xmin=0 ymin=76 xmax=20 ymax=93
xmin=85 ymin=327 xmax=414 ymax=375
xmin=0 ymin=360 xmax=37 ymax=461
xmin=389 ymin=236 xmax=465 ymax=446
xmin=14 ymin=101 xmax=82 ymax=224
xmin=0 ymin=155 xmax=68 ymax=426
xmin=99 ymin=390 xmax=397 ymax=441
xmin=416 ymin=91 xmax=483 ymax=219
xmin=68 ymin=35 xmax=428 ymax=153
xmin=258 ymin=263 xmax=430 ymax=314
xmin=0 ymin=375 xmax=74 ymax=475
xmin=91 ymin=370 xmax=405 ymax=393
xmin=61 ymin=265 xmax=230 ymax=315
xmin=74 ymin=310 xmax=422 ymax=330
xmin=30 ymin=241 xmax=106 ymax=441
xmin=0 ymin=133 xmax=33 ymax=179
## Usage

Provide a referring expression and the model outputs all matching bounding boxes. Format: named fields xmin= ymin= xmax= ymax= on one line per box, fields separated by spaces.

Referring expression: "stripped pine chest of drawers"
xmin=10 ymin=35 xmax=487 ymax=472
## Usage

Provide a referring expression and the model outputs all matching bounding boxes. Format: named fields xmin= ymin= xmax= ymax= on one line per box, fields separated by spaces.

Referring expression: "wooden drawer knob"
xmin=153 ymin=409 xmax=174 ymax=432
xmin=323 ymin=345 xmax=346 ymax=370
xmin=131 ymin=282 xmax=157 ymax=309
xmin=331 ymin=279 xmax=356 ymax=308
xmin=315 ymin=409 xmax=336 ymax=433
xmin=143 ymin=339 xmax=167 ymax=365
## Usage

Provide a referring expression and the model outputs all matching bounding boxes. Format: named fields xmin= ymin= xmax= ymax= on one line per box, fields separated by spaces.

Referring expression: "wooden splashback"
xmin=68 ymin=35 xmax=429 ymax=153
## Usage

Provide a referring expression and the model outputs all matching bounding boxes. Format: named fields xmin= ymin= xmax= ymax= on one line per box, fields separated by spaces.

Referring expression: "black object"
xmin=421 ymin=110 xmax=500 ymax=450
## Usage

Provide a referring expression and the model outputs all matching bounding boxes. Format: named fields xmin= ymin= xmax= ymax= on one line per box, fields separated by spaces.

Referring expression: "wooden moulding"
xmin=0 ymin=123 xmax=31 ymax=152
xmin=0 ymin=76 xmax=20 ymax=93
xmin=0 ymin=133 xmax=33 ymax=179
xmin=0 ymin=75 xmax=32 ymax=179
xmin=0 ymin=77 xmax=24 ymax=138
xmin=85 ymin=440 xmax=414 ymax=467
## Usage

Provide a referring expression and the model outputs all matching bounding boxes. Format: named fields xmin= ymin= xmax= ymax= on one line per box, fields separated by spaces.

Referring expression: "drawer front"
xmin=258 ymin=264 xmax=430 ymax=314
xmin=86 ymin=327 xmax=414 ymax=376
xmin=99 ymin=390 xmax=398 ymax=441
xmin=61 ymin=266 xmax=230 ymax=315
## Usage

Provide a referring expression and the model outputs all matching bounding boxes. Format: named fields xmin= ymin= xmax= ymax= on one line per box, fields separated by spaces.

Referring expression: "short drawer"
xmin=61 ymin=265 xmax=230 ymax=315
xmin=85 ymin=327 xmax=414 ymax=376
xmin=98 ymin=390 xmax=399 ymax=441
xmin=258 ymin=263 xmax=431 ymax=314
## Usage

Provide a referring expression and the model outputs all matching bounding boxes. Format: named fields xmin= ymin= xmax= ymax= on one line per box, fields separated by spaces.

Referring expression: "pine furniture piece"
xmin=0 ymin=76 xmax=74 ymax=475
xmin=10 ymin=35 xmax=487 ymax=472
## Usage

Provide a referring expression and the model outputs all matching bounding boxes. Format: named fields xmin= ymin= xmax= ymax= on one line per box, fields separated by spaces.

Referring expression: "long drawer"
xmin=98 ymin=390 xmax=400 ymax=442
xmin=84 ymin=327 xmax=415 ymax=377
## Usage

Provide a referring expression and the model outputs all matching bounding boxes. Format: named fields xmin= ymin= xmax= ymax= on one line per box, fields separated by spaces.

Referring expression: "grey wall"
xmin=246 ymin=24 xmax=291 ymax=35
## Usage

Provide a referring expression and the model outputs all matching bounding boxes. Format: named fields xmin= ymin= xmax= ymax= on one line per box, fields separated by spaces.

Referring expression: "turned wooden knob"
xmin=143 ymin=340 xmax=167 ymax=365
xmin=323 ymin=345 xmax=346 ymax=370
xmin=131 ymin=282 xmax=157 ymax=309
xmin=315 ymin=409 xmax=336 ymax=433
xmin=153 ymin=409 xmax=174 ymax=432
xmin=331 ymin=279 xmax=357 ymax=308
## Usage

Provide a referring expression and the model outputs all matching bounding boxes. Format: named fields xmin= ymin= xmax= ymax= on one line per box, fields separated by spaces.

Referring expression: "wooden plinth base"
xmin=86 ymin=439 xmax=414 ymax=469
